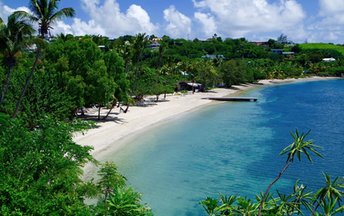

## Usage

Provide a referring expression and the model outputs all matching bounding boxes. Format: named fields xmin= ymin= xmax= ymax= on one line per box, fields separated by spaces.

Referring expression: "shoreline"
xmin=74 ymin=76 xmax=338 ymax=164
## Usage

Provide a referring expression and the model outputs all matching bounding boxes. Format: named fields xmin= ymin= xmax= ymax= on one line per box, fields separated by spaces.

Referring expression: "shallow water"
xmin=107 ymin=79 xmax=344 ymax=216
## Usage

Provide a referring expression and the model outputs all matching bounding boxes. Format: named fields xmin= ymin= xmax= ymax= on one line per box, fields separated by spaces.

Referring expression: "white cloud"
xmin=194 ymin=12 xmax=217 ymax=38
xmin=163 ymin=5 xmax=192 ymax=38
xmin=306 ymin=0 xmax=344 ymax=43
xmin=50 ymin=20 xmax=73 ymax=35
xmin=1 ymin=0 xmax=158 ymax=37
xmin=72 ymin=0 xmax=157 ymax=37
xmin=319 ymin=0 xmax=344 ymax=15
xmin=192 ymin=0 xmax=306 ymax=41
xmin=71 ymin=18 xmax=105 ymax=36
xmin=127 ymin=5 xmax=157 ymax=33
xmin=0 ymin=2 xmax=30 ymax=22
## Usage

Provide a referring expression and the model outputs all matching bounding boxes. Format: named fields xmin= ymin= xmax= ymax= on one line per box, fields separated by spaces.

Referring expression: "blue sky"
xmin=1 ymin=0 xmax=344 ymax=43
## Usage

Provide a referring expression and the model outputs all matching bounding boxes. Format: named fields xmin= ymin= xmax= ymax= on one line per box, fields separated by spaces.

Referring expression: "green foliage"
xmin=40 ymin=37 xmax=127 ymax=119
xmin=280 ymin=129 xmax=322 ymax=162
xmin=130 ymin=67 xmax=160 ymax=100
xmin=98 ymin=162 xmax=126 ymax=200
xmin=0 ymin=13 xmax=34 ymax=66
xmin=0 ymin=13 xmax=34 ymax=106
xmin=95 ymin=162 xmax=153 ymax=216
xmin=0 ymin=116 xmax=152 ymax=215
xmin=300 ymin=43 xmax=344 ymax=56
xmin=104 ymin=50 xmax=129 ymax=103
xmin=0 ymin=116 xmax=95 ymax=215
xmin=314 ymin=174 xmax=344 ymax=210
xmin=20 ymin=69 xmax=76 ymax=127
xmin=106 ymin=187 xmax=153 ymax=216
xmin=0 ymin=112 xmax=10 ymax=127
xmin=220 ymin=59 xmax=253 ymax=87
xmin=201 ymin=197 xmax=219 ymax=215
xmin=194 ymin=60 xmax=219 ymax=89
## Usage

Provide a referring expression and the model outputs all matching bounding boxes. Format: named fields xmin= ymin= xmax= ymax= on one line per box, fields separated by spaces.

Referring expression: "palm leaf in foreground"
xmin=258 ymin=129 xmax=322 ymax=216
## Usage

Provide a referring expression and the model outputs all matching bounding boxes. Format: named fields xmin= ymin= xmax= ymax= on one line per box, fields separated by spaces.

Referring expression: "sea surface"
xmin=106 ymin=79 xmax=344 ymax=216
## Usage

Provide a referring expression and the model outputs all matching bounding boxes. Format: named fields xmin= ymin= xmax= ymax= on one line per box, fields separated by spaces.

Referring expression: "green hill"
xmin=299 ymin=43 xmax=344 ymax=55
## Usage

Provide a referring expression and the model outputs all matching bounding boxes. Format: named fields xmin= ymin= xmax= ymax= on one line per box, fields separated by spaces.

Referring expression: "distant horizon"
xmin=1 ymin=0 xmax=344 ymax=44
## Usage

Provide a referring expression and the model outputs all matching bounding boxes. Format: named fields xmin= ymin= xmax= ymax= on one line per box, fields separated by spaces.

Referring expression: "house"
xmin=282 ymin=51 xmax=295 ymax=55
xmin=251 ymin=41 xmax=269 ymax=47
xmin=151 ymin=37 xmax=162 ymax=42
xmin=178 ymin=82 xmax=204 ymax=92
xmin=147 ymin=41 xmax=161 ymax=49
xmin=201 ymin=54 xmax=225 ymax=60
xmin=271 ymin=49 xmax=283 ymax=54
xmin=98 ymin=45 xmax=109 ymax=52
xmin=322 ymin=57 xmax=336 ymax=62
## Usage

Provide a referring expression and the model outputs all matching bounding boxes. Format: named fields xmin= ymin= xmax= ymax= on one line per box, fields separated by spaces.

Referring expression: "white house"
xmin=322 ymin=57 xmax=336 ymax=62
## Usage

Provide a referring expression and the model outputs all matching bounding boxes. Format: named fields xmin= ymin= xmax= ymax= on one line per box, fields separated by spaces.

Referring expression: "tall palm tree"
xmin=15 ymin=0 xmax=75 ymax=39
xmin=12 ymin=0 xmax=75 ymax=118
xmin=0 ymin=14 xmax=34 ymax=106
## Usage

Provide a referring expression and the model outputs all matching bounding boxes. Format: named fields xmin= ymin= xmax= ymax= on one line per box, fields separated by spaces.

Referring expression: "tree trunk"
xmin=80 ymin=107 xmax=85 ymax=116
xmin=12 ymin=48 xmax=41 ymax=118
xmin=258 ymin=159 xmax=293 ymax=216
xmin=103 ymin=98 xmax=117 ymax=120
xmin=0 ymin=66 xmax=14 ymax=106
xmin=120 ymin=105 xmax=129 ymax=113
xmin=98 ymin=106 xmax=101 ymax=120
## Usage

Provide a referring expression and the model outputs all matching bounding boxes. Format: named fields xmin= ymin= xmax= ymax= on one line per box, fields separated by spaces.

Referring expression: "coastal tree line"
xmin=2 ymin=32 xmax=344 ymax=122
xmin=0 ymin=0 xmax=343 ymax=215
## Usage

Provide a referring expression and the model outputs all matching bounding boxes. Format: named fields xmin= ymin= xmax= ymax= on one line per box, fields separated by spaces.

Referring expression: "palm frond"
xmin=30 ymin=0 xmax=45 ymax=19
xmin=50 ymin=7 xmax=75 ymax=22
xmin=13 ymin=10 xmax=39 ymax=23
xmin=280 ymin=129 xmax=322 ymax=162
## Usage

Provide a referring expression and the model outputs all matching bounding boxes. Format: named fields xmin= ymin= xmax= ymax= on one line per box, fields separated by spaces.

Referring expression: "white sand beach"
xmin=74 ymin=86 xmax=246 ymax=159
xmin=74 ymin=76 xmax=338 ymax=161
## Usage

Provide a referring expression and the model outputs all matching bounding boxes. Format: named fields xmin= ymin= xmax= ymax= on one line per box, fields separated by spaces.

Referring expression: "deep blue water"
xmin=106 ymin=79 xmax=344 ymax=216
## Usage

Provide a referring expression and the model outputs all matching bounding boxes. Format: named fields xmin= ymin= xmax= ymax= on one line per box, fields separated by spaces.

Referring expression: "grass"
xmin=299 ymin=43 xmax=344 ymax=55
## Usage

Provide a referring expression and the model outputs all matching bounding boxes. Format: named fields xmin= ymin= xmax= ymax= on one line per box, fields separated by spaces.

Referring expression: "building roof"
xmin=147 ymin=41 xmax=161 ymax=49
xmin=322 ymin=57 xmax=336 ymax=62
xmin=202 ymin=54 xmax=225 ymax=59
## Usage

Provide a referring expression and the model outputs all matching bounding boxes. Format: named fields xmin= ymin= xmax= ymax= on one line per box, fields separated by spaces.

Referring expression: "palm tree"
xmin=0 ymin=14 xmax=34 ymax=106
xmin=12 ymin=0 xmax=75 ymax=118
xmin=258 ymin=129 xmax=322 ymax=216
xmin=15 ymin=0 xmax=75 ymax=39
xmin=132 ymin=33 xmax=148 ymax=67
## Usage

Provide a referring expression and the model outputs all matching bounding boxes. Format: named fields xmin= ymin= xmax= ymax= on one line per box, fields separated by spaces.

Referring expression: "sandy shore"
xmin=74 ymin=76 xmax=338 ymax=161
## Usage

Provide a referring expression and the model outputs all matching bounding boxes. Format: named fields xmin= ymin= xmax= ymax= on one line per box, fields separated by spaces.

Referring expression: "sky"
xmin=1 ymin=0 xmax=344 ymax=43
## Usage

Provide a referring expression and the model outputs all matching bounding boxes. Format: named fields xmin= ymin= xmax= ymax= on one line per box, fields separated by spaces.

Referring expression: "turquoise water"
xmin=108 ymin=79 xmax=344 ymax=216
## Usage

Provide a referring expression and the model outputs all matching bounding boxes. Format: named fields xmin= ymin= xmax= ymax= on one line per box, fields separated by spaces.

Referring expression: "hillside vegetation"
xmin=300 ymin=43 xmax=344 ymax=55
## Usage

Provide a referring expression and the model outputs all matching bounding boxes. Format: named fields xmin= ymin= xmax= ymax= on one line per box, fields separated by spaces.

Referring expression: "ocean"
xmin=108 ymin=79 xmax=344 ymax=216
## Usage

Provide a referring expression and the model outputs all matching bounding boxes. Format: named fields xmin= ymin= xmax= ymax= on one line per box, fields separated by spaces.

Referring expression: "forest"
xmin=0 ymin=0 xmax=343 ymax=215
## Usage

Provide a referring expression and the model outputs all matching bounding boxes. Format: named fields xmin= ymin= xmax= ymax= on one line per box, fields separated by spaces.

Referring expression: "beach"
xmin=73 ymin=76 xmax=337 ymax=162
